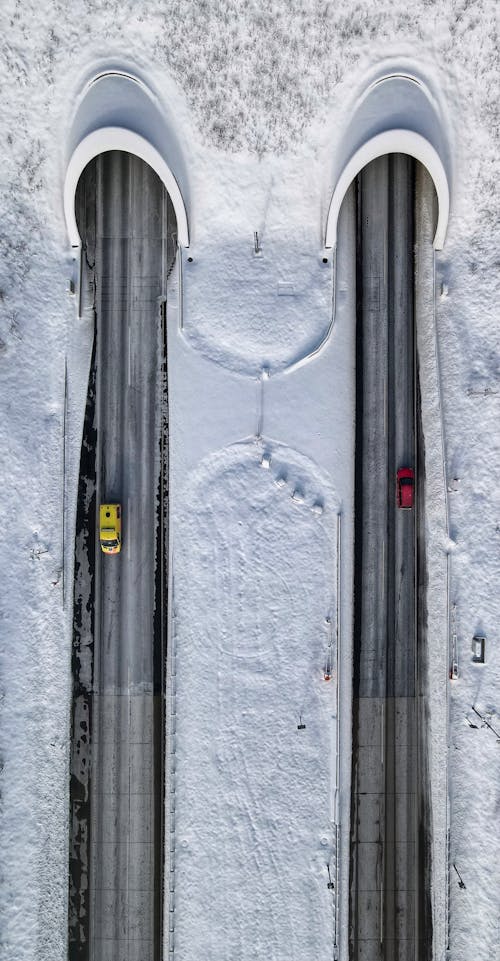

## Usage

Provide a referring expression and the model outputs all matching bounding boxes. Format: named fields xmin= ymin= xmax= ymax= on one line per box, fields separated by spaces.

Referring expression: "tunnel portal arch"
xmin=325 ymin=129 xmax=449 ymax=251
xmin=64 ymin=126 xmax=189 ymax=250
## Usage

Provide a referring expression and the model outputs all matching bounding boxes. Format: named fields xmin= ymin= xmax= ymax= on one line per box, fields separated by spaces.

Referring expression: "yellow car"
xmin=99 ymin=503 xmax=122 ymax=554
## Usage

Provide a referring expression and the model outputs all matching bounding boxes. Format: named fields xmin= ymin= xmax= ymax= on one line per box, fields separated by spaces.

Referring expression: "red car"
xmin=396 ymin=467 xmax=414 ymax=509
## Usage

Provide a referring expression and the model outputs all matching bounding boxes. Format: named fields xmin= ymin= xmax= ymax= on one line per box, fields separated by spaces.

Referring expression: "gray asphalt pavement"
xmin=71 ymin=152 xmax=176 ymax=961
xmin=351 ymin=154 xmax=418 ymax=961
xmin=69 ymin=148 xmax=427 ymax=961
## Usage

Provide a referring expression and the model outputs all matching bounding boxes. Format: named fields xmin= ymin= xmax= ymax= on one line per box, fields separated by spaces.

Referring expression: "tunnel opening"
xmin=64 ymin=127 xmax=189 ymax=252
xmin=326 ymin=130 xmax=449 ymax=251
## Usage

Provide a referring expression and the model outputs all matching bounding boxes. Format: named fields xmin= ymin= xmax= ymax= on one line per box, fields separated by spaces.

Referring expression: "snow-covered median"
xmin=170 ymin=441 xmax=338 ymax=961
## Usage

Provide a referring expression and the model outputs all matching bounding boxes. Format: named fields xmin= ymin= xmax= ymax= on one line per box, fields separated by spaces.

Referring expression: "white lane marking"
xmin=127 ymin=497 xmax=131 ymax=559
xmin=381 ymin=701 xmax=385 ymax=767
xmin=380 ymin=877 xmax=384 ymax=945
xmin=128 ymin=325 xmax=132 ymax=387
xmin=384 ymin=378 xmax=387 ymax=437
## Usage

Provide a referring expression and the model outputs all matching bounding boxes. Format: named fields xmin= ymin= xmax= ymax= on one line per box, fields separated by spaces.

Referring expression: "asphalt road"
xmin=69 ymin=149 xmax=425 ymax=961
xmin=71 ymin=152 xmax=176 ymax=961
xmin=351 ymin=154 xmax=419 ymax=961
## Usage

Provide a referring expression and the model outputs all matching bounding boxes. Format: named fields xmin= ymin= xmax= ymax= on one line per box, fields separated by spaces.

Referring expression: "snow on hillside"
xmin=0 ymin=1 xmax=499 ymax=959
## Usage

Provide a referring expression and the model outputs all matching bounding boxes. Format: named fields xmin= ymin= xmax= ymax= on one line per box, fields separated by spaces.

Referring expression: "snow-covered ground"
xmin=0 ymin=2 xmax=499 ymax=960
xmin=166 ymin=190 xmax=356 ymax=955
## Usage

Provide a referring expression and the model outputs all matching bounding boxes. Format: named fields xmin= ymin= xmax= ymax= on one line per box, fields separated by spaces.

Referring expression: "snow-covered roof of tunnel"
xmin=64 ymin=126 xmax=190 ymax=249
xmin=325 ymin=128 xmax=449 ymax=250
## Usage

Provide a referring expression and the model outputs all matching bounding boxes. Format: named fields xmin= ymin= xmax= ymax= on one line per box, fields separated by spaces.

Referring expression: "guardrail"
xmin=167 ymin=579 xmax=177 ymax=959
xmin=165 ymin=251 xmax=177 ymax=959
xmin=334 ymin=511 xmax=341 ymax=946
xmin=284 ymin=247 xmax=337 ymax=376
xmin=62 ymin=359 xmax=67 ymax=606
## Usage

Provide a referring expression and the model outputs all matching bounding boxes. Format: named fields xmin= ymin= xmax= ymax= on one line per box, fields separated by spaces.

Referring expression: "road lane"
xmin=92 ymin=152 xmax=168 ymax=961
xmin=389 ymin=153 xmax=416 ymax=699
xmin=384 ymin=155 xmax=417 ymax=961
xmin=357 ymin=156 xmax=389 ymax=700
xmin=351 ymin=154 xmax=419 ymax=961
xmin=70 ymin=151 xmax=176 ymax=961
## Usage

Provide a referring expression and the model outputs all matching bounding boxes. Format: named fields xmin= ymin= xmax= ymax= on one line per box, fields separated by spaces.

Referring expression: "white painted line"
xmin=380 ymin=879 xmax=384 ymax=945
xmin=381 ymin=702 xmax=385 ymax=767
xmin=127 ymin=497 xmax=131 ymax=559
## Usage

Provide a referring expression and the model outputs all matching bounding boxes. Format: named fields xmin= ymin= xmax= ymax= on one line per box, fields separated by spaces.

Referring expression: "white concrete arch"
xmin=64 ymin=126 xmax=189 ymax=249
xmin=325 ymin=129 xmax=449 ymax=250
